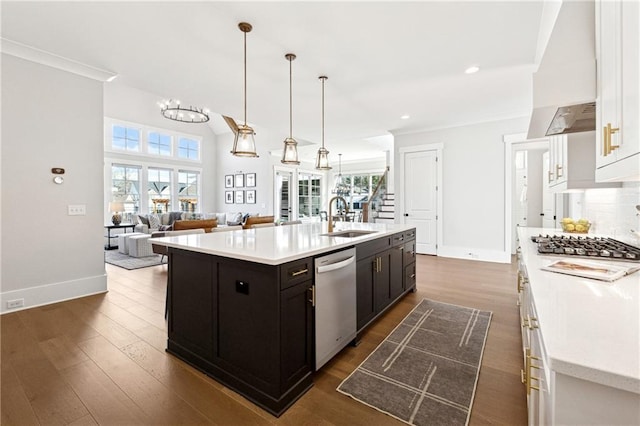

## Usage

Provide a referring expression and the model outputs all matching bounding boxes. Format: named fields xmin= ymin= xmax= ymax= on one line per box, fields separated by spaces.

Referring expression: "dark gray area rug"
xmin=104 ymin=250 xmax=167 ymax=270
xmin=337 ymin=299 xmax=492 ymax=426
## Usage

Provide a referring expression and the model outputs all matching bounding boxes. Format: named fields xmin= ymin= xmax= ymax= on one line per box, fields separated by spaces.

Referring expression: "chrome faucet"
xmin=328 ymin=196 xmax=348 ymax=233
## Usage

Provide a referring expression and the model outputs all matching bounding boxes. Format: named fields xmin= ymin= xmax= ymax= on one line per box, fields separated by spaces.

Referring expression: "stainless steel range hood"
xmin=527 ymin=1 xmax=596 ymax=139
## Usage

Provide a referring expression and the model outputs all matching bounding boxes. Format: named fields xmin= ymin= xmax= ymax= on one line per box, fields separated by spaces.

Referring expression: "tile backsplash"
xmin=569 ymin=183 xmax=640 ymax=244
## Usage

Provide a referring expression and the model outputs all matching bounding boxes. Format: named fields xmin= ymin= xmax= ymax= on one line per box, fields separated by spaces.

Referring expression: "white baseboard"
xmin=0 ymin=274 xmax=108 ymax=314
xmin=437 ymin=245 xmax=511 ymax=264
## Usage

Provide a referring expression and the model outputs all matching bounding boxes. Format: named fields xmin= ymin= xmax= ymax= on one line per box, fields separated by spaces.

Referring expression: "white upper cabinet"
xmin=546 ymin=131 xmax=618 ymax=192
xmin=595 ymin=0 xmax=640 ymax=181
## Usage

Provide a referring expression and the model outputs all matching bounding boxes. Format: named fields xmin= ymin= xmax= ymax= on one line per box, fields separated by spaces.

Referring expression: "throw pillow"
xmin=226 ymin=212 xmax=243 ymax=226
xmin=138 ymin=214 xmax=150 ymax=226
xmin=216 ymin=213 xmax=227 ymax=224
xmin=148 ymin=213 xmax=161 ymax=230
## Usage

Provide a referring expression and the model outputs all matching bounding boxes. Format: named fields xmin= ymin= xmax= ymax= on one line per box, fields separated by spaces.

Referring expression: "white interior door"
xmin=403 ymin=150 xmax=437 ymax=255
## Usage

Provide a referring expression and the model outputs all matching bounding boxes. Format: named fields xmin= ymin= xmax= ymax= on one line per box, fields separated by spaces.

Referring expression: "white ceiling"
xmin=1 ymin=1 xmax=544 ymax=162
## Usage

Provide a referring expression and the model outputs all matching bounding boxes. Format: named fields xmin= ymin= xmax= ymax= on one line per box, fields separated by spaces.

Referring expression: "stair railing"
xmin=363 ymin=170 xmax=387 ymax=223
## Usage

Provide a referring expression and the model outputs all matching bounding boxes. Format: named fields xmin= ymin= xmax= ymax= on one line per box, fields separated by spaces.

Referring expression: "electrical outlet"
xmin=68 ymin=204 xmax=86 ymax=215
xmin=7 ymin=299 xmax=24 ymax=309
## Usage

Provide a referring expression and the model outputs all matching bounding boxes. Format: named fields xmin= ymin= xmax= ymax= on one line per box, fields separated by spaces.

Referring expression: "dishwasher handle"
xmin=316 ymin=255 xmax=355 ymax=274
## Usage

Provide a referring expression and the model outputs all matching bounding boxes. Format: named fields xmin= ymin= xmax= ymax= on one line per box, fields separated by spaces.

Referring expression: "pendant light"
xmin=332 ymin=153 xmax=350 ymax=196
xmin=315 ymin=76 xmax=331 ymax=170
xmin=281 ymin=53 xmax=300 ymax=165
xmin=231 ymin=22 xmax=259 ymax=158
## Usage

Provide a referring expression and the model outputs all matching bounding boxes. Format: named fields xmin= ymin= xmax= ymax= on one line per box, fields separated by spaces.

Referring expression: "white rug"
xmin=104 ymin=250 xmax=167 ymax=270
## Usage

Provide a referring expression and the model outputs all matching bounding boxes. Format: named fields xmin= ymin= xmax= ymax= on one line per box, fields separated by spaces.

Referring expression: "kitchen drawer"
xmin=404 ymin=263 xmax=416 ymax=290
xmin=392 ymin=232 xmax=406 ymax=247
xmin=280 ymin=257 xmax=313 ymax=290
xmin=403 ymin=240 xmax=416 ymax=265
xmin=356 ymin=236 xmax=392 ymax=260
xmin=404 ymin=229 xmax=416 ymax=241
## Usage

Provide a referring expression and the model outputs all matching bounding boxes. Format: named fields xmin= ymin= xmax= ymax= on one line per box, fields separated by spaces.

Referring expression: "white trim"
xmin=398 ymin=143 xmax=443 ymax=255
xmin=0 ymin=274 xmax=107 ymax=315
xmin=1 ymin=38 xmax=118 ymax=82
xmin=436 ymin=246 xmax=511 ymax=264
xmin=503 ymin=133 xmax=548 ymax=255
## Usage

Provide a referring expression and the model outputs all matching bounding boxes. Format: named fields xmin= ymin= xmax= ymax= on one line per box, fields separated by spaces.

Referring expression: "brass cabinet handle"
xmin=528 ymin=315 xmax=539 ymax=330
xmin=291 ymin=268 xmax=308 ymax=277
xmin=556 ymin=164 xmax=563 ymax=177
xmin=524 ymin=348 xmax=541 ymax=395
xmin=398 ymin=246 xmax=404 ymax=251
xmin=548 ymin=170 xmax=554 ymax=183
xmin=410 ymin=273 xmax=416 ymax=278
xmin=604 ymin=123 xmax=621 ymax=156
xmin=308 ymin=286 xmax=315 ymax=307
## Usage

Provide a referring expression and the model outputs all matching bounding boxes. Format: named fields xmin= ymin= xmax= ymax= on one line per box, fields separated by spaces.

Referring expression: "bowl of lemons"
xmin=561 ymin=218 xmax=591 ymax=233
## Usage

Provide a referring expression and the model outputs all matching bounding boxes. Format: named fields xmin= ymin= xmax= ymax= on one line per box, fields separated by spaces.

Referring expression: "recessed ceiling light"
xmin=465 ymin=66 xmax=480 ymax=74
xmin=400 ymin=115 xmax=410 ymax=120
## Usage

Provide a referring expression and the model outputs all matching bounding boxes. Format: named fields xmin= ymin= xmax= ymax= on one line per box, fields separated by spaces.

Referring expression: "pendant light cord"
xmin=243 ymin=30 xmax=247 ymax=126
xmin=321 ymin=77 xmax=325 ymax=149
xmin=289 ymin=57 xmax=293 ymax=139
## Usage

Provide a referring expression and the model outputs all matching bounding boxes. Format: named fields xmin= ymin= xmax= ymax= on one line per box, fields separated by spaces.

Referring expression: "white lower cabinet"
xmin=517 ymin=247 xmax=640 ymax=425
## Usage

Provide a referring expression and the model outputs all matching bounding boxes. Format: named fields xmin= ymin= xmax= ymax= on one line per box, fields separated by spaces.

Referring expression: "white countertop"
xmin=518 ymin=227 xmax=640 ymax=394
xmin=154 ymin=221 xmax=414 ymax=265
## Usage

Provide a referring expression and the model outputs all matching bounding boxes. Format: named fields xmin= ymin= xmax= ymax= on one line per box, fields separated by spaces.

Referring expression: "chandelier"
xmin=332 ymin=153 xmax=350 ymax=196
xmin=159 ymin=99 xmax=210 ymax=123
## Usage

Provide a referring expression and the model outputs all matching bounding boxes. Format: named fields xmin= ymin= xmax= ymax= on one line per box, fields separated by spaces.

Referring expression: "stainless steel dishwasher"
xmin=314 ymin=247 xmax=357 ymax=370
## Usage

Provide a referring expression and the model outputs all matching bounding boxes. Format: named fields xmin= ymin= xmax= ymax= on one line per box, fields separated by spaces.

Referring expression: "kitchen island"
xmin=517 ymin=227 xmax=639 ymax=425
xmin=155 ymin=222 xmax=417 ymax=416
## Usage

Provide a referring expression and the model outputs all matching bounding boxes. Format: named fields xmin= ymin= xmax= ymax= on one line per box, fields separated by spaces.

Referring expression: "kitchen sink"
xmin=320 ymin=230 xmax=378 ymax=238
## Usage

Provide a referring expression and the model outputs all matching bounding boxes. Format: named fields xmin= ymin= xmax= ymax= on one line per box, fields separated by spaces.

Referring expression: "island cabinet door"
xmin=280 ymin=279 xmax=313 ymax=392
xmin=215 ymin=261 xmax=280 ymax=396
xmin=356 ymin=254 xmax=377 ymax=330
xmin=168 ymin=249 xmax=217 ymax=363
xmin=389 ymin=245 xmax=404 ymax=301
xmin=374 ymin=250 xmax=392 ymax=312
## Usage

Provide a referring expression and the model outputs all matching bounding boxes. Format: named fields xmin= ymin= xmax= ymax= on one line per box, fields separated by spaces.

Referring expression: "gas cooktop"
xmin=531 ymin=235 xmax=640 ymax=262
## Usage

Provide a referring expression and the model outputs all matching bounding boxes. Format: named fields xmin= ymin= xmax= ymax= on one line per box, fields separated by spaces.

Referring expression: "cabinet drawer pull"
xmin=410 ymin=273 xmax=416 ymax=278
xmin=398 ymin=246 xmax=404 ymax=251
xmin=291 ymin=268 xmax=308 ymax=277
xmin=556 ymin=164 xmax=563 ymax=177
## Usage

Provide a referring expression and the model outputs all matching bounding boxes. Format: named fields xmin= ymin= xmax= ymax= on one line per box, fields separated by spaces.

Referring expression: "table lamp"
xmin=108 ymin=201 xmax=125 ymax=225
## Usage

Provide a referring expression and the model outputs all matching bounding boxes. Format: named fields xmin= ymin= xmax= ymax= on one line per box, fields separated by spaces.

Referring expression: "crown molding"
xmin=1 ymin=38 xmax=118 ymax=82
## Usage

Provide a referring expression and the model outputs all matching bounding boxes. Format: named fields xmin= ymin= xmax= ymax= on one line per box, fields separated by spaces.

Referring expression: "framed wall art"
xmin=235 ymin=190 xmax=245 ymax=204
xmin=225 ymin=191 xmax=234 ymax=204
xmin=225 ymin=175 xmax=234 ymax=188
xmin=246 ymin=173 xmax=256 ymax=187
xmin=246 ymin=189 xmax=256 ymax=204
xmin=234 ymin=173 xmax=244 ymax=188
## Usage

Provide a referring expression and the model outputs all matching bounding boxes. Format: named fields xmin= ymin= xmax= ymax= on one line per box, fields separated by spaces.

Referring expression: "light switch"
xmin=68 ymin=205 xmax=86 ymax=215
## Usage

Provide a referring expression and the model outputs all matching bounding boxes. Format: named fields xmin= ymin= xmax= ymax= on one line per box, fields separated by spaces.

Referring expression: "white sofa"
xmin=134 ymin=211 xmax=253 ymax=234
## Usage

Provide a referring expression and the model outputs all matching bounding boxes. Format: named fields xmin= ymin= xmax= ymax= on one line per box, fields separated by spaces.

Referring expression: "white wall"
xmin=1 ymin=55 xmax=107 ymax=313
xmin=568 ymin=183 xmax=640 ymax=243
xmin=104 ymin=83 xmax=218 ymax=214
xmin=394 ymin=117 xmax=529 ymax=262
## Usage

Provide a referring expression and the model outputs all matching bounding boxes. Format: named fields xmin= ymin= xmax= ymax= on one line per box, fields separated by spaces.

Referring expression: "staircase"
xmin=374 ymin=193 xmax=395 ymax=223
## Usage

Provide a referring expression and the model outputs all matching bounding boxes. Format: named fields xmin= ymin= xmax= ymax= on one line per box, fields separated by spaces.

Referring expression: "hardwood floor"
xmin=1 ymin=255 xmax=527 ymax=425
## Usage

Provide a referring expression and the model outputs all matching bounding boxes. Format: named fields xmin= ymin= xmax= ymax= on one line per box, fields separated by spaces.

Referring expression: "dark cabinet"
xmin=356 ymin=229 xmax=416 ymax=332
xmin=280 ymin=280 xmax=313 ymax=392
xmin=167 ymin=249 xmax=313 ymax=417
xmin=356 ymin=254 xmax=377 ymax=330
xmin=168 ymin=249 xmax=216 ymax=363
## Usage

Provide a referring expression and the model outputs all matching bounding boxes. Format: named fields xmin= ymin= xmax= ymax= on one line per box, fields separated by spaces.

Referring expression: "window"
xmin=111 ymin=165 xmax=141 ymax=213
xmin=148 ymin=132 xmax=171 ymax=156
xmin=333 ymin=172 xmax=383 ymax=211
xmin=112 ymin=125 xmax=140 ymax=152
xmin=298 ymin=173 xmax=322 ymax=219
xmin=178 ymin=137 xmax=199 ymax=160
xmin=148 ymin=167 xmax=172 ymax=213
xmin=178 ymin=170 xmax=200 ymax=212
